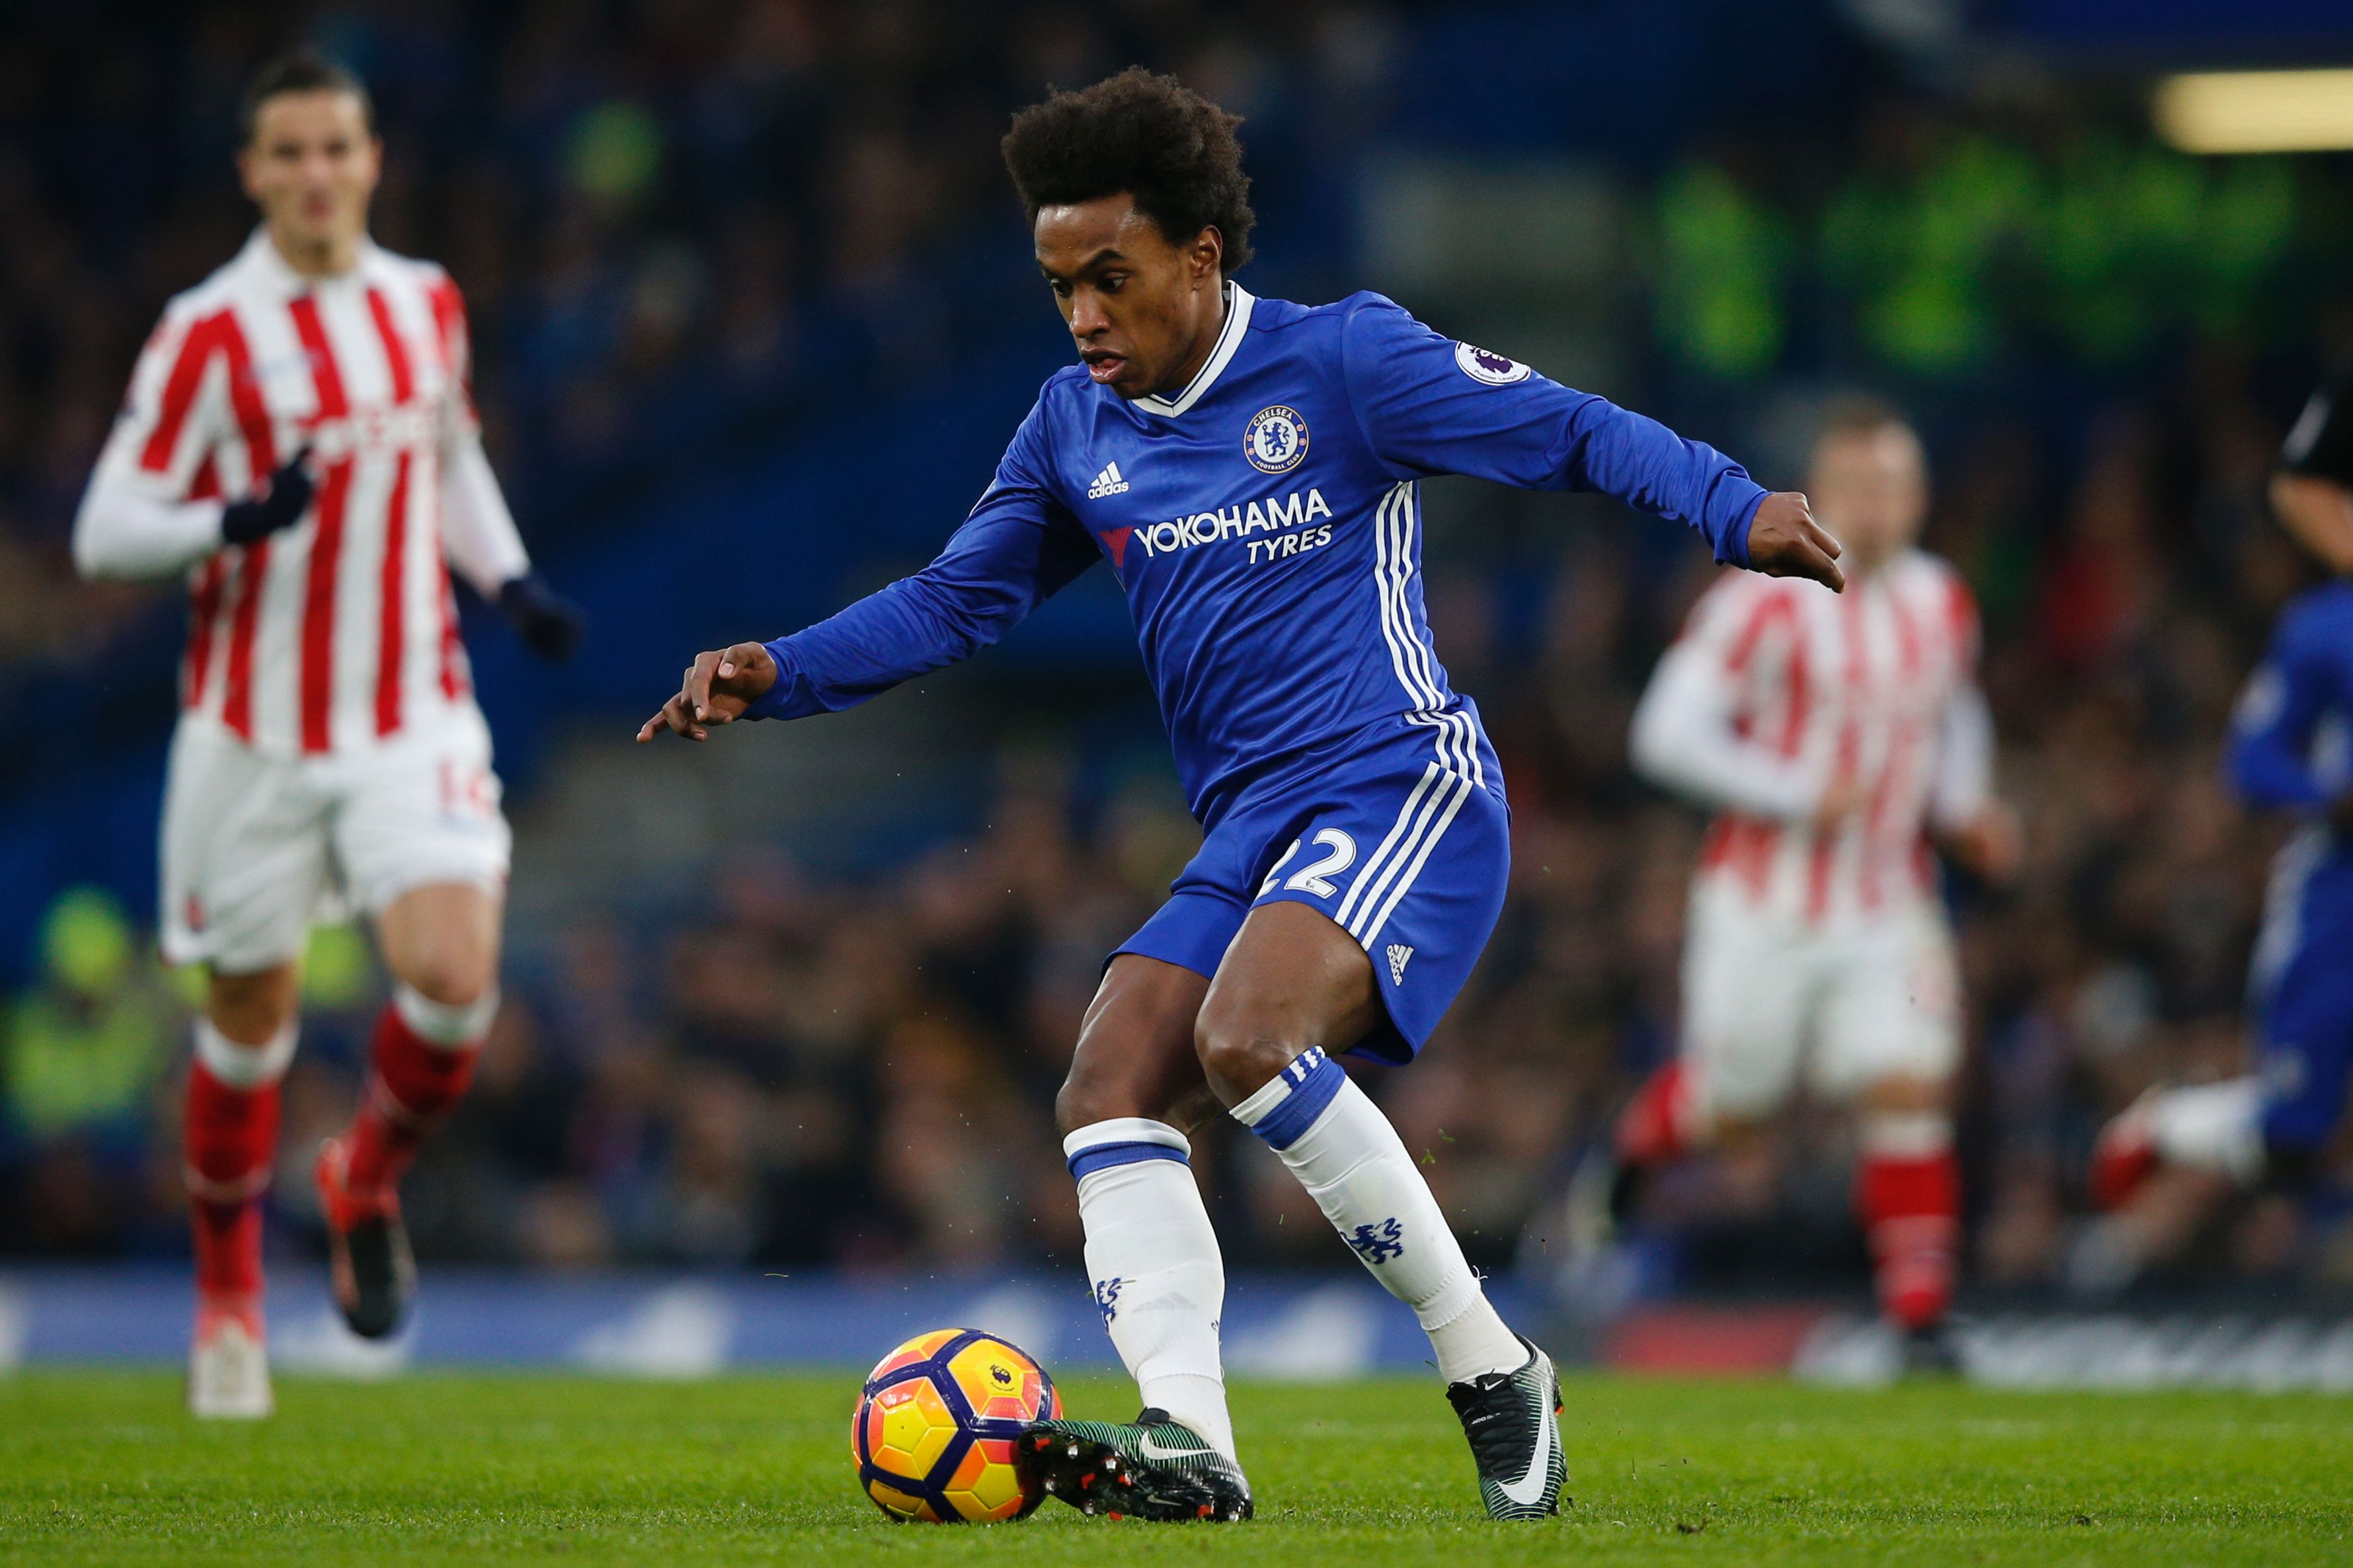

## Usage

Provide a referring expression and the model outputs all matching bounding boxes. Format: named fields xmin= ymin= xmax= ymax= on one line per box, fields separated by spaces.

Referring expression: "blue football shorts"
xmin=1113 ymin=715 xmax=1511 ymax=1064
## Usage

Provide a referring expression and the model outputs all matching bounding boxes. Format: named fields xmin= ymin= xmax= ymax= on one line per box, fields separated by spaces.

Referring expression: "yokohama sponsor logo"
xmin=1133 ymin=487 xmax=1333 ymax=558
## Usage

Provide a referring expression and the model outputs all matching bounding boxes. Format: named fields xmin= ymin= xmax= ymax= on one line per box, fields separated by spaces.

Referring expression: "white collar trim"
xmin=1132 ymin=282 xmax=1254 ymax=418
xmin=238 ymin=225 xmax=379 ymax=295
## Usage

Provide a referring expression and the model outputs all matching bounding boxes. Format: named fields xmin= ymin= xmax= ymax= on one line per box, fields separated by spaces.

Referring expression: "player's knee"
xmin=1193 ymin=1011 xmax=1301 ymax=1101
xmin=1053 ymin=1055 xmax=1150 ymax=1135
xmin=1861 ymin=1072 xmax=1947 ymax=1115
xmin=393 ymin=944 xmax=496 ymax=1010
xmin=206 ymin=965 xmax=299 ymax=1045
xmin=1053 ymin=1067 xmax=1103 ymax=1136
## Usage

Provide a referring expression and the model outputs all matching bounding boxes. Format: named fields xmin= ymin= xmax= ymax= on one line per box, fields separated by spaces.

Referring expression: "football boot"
xmin=189 ymin=1297 xmax=272 ymax=1419
xmin=1022 ymin=1407 xmax=1253 ymax=1522
xmin=315 ymin=1137 xmax=415 ymax=1339
xmin=1446 ymin=1335 xmax=1566 ymax=1520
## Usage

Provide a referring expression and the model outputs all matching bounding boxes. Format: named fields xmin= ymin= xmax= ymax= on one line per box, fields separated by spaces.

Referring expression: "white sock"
xmin=2148 ymin=1077 xmax=2264 ymax=1186
xmin=1857 ymin=1109 xmax=1952 ymax=1159
xmin=194 ymin=1017 xmax=297 ymax=1088
xmin=392 ymin=981 xmax=500 ymax=1047
xmin=1232 ymin=1049 xmax=1525 ymax=1384
xmin=1064 ymin=1118 xmax=1238 ymax=1461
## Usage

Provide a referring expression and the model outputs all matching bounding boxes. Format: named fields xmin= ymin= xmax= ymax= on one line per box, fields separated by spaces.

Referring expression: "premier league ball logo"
xmin=1244 ymin=404 xmax=1309 ymax=474
xmin=1453 ymin=342 xmax=1532 ymax=385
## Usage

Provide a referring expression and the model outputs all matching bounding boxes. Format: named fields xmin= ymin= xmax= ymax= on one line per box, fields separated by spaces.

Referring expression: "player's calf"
xmin=185 ymin=1014 xmax=295 ymax=1418
xmin=1614 ymin=1060 xmax=1705 ymax=1171
xmin=1064 ymin=1118 xmax=1238 ymax=1462
xmin=1855 ymin=1107 xmax=1959 ymax=1341
xmin=2091 ymin=1078 xmax=2264 ymax=1211
xmin=1576 ymin=1061 xmax=1710 ymax=1253
xmin=320 ymin=983 xmax=495 ymax=1338
xmin=1227 ymin=1047 xmax=1525 ymax=1384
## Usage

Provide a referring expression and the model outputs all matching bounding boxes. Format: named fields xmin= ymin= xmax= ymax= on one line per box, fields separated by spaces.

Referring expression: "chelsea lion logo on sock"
xmin=1093 ymin=1277 xmax=1124 ymax=1325
xmin=1345 ymin=1218 xmax=1405 ymax=1264
xmin=1244 ymin=405 xmax=1308 ymax=474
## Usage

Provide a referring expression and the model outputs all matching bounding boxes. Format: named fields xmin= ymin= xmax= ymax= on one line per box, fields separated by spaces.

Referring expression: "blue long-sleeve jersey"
xmin=747 ymin=285 xmax=1769 ymax=821
xmin=2229 ymin=581 xmax=2353 ymax=814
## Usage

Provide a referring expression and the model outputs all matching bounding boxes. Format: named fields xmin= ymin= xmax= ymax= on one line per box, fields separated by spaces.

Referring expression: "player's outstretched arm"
xmin=635 ymin=394 xmax=1096 ymax=749
xmin=1743 ymin=492 xmax=1846 ymax=593
xmin=637 ymin=642 xmax=778 ymax=743
xmin=1338 ymin=297 xmax=1845 ymax=590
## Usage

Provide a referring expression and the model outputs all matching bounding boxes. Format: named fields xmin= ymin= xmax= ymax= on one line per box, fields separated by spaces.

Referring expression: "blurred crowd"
xmin=0 ymin=0 xmax=1383 ymax=688
xmin=11 ymin=384 xmax=2353 ymax=1297
xmin=6 ymin=2 xmax=2353 ymax=1303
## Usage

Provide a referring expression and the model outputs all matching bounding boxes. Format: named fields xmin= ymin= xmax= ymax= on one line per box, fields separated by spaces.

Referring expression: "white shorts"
xmin=160 ymin=712 xmax=511 ymax=973
xmin=1679 ymin=877 xmax=1961 ymax=1121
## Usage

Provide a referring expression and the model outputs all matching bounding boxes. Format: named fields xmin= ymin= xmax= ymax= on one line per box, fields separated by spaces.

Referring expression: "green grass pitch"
xmin=4 ymin=1370 xmax=2350 ymax=1565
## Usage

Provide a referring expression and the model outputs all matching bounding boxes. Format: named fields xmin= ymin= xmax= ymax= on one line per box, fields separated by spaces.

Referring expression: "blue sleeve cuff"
xmin=1715 ymin=486 xmax=1767 ymax=570
xmin=741 ymin=638 xmax=800 ymax=721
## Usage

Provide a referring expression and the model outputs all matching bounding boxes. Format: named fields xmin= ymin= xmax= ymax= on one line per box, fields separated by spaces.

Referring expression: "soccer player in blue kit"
xmin=642 ymin=69 xmax=1844 ymax=1522
xmin=2091 ymin=368 xmax=2353 ymax=1250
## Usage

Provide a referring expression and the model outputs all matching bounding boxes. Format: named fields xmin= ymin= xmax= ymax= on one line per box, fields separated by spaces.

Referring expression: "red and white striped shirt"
xmin=1630 ymin=551 xmax=1994 ymax=926
xmin=75 ymin=229 xmax=529 ymax=757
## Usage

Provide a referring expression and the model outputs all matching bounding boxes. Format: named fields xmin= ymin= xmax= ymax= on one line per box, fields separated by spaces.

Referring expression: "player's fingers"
xmin=1807 ymin=543 xmax=1847 ymax=593
xmin=716 ymin=641 xmax=765 ymax=685
xmin=639 ymin=692 xmax=707 ymax=742
xmin=1805 ymin=515 xmax=1844 ymax=560
xmin=1770 ymin=532 xmax=1844 ymax=591
xmin=685 ymin=650 xmax=724 ymax=720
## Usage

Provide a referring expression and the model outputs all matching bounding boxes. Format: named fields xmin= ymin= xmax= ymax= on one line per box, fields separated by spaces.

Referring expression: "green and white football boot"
xmin=1022 ymin=1407 xmax=1253 ymax=1522
xmin=1444 ymin=1335 xmax=1567 ymax=1520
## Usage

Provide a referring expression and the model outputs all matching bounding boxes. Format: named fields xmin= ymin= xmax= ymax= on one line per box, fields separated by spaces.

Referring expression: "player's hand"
xmin=636 ymin=642 xmax=778 ymax=743
xmin=498 ymin=572 xmax=586 ymax=662
xmin=219 ymin=447 xmax=315 ymax=546
xmin=1745 ymin=492 xmax=1845 ymax=593
xmin=1941 ymin=801 xmax=2025 ymax=884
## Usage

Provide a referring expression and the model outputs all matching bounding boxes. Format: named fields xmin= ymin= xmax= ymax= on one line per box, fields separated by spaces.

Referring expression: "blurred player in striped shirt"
xmin=1600 ymin=399 xmax=2020 ymax=1367
xmin=73 ymin=52 xmax=580 ymax=1417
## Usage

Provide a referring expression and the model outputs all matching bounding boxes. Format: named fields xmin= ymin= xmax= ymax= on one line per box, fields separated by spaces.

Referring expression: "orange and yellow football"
xmin=850 ymin=1327 xmax=1062 ymax=1522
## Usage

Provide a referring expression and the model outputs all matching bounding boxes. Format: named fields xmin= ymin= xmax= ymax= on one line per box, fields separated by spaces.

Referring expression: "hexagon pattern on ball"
xmin=850 ymin=1328 xmax=1062 ymax=1523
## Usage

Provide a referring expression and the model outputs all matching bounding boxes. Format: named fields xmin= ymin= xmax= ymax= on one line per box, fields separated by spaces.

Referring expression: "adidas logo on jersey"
xmin=1386 ymin=944 xmax=1414 ymax=985
xmin=1087 ymin=461 xmax=1131 ymax=498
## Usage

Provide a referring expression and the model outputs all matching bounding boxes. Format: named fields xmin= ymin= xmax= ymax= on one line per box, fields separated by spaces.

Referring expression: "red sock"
xmin=1616 ymin=1061 xmax=1698 ymax=1167
xmin=185 ymin=1060 xmax=280 ymax=1305
xmin=1857 ymin=1150 xmax=1959 ymax=1331
xmin=342 ymin=1001 xmax=483 ymax=1201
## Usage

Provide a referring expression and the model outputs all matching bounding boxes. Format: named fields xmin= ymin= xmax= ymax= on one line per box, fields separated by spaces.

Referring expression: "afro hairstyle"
xmin=1001 ymin=67 xmax=1255 ymax=274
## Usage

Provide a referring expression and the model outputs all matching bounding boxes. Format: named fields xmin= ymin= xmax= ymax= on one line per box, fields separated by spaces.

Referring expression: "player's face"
xmin=1034 ymin=198 xmax=1224 ymax=400
xmin=239 ymin=91 xmax=379 ymax=260
xmin=1806 ymin=425 xmax=1927 ymax=574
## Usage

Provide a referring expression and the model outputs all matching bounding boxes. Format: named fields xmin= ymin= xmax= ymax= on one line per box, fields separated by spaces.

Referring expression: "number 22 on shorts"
xmin=1258 ymin=828 xmax=1358 ymax=900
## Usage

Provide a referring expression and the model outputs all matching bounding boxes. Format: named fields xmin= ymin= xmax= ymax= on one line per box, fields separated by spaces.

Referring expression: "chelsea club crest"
xmin=1244 ymin=404 xmax=1308 ymax=474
